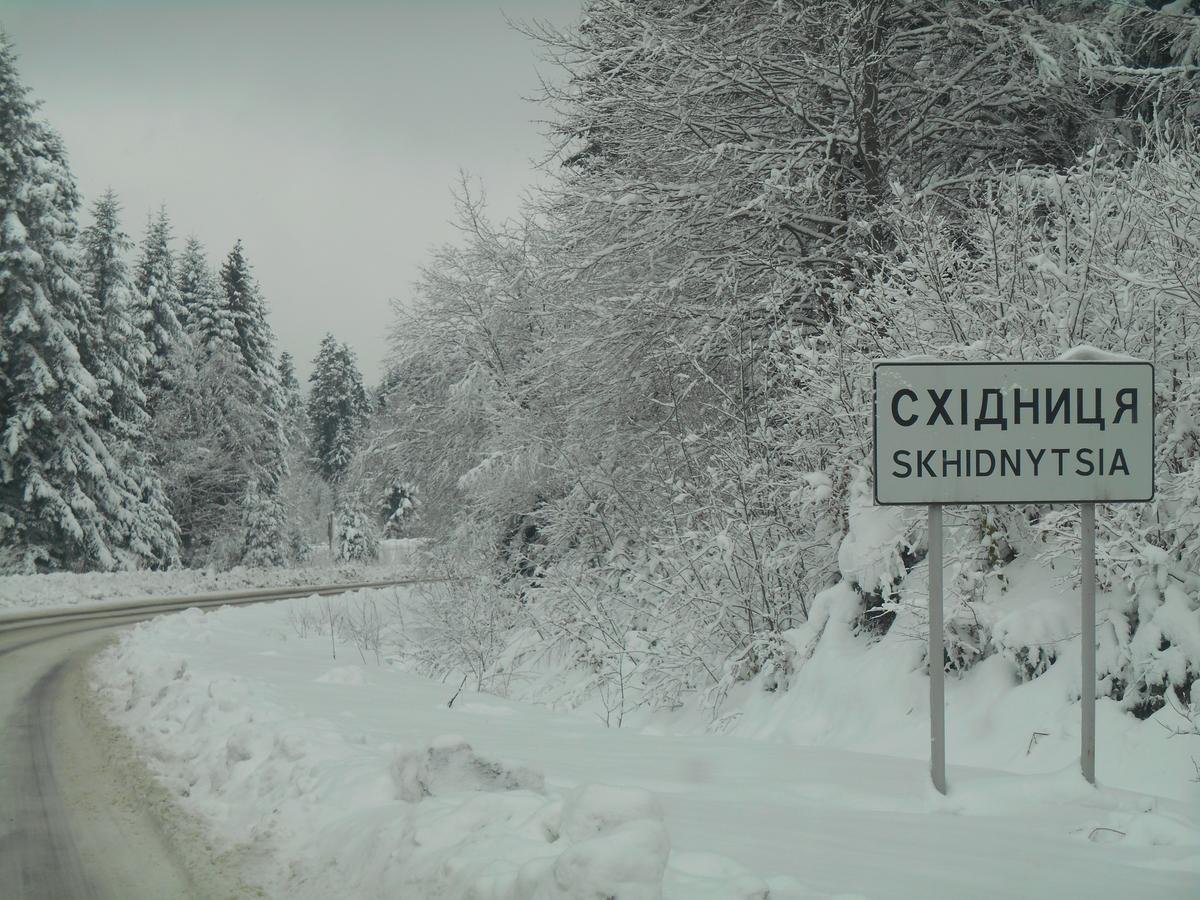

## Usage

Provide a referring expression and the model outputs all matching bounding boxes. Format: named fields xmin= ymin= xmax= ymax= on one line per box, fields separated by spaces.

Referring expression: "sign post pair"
xmin=873 ymin=360 xmax=1154 ymax=794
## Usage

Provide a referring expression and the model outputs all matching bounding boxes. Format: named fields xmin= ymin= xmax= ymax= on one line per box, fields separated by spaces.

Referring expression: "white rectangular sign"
xmin=874 ymin=361 xmax=1154 ymax=505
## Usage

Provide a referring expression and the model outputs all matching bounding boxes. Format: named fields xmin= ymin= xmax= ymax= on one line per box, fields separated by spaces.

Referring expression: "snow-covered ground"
xmin=92 ymin=588 xmax=1200 ymax=899
xmin=0 ymin=539 xmax=425 ymax=613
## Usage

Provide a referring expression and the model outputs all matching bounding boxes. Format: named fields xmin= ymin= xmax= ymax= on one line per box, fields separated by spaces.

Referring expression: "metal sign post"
xmin=928 ymin=503 xmax=946 ymax=794
xmin=1080 ymin=502 xmax=1096 ymax=784
xmin=873 ymin=360 xmax=1154 ymax=793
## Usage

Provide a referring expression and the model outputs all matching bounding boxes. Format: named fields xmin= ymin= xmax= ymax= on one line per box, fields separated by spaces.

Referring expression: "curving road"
xmin=0 ymin=578 xmax=433 ymax=899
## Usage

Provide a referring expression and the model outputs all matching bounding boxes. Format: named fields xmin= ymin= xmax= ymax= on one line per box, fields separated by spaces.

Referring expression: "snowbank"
xmin=0 ymin=538 xmax=425 ymax=613
xmin=92 ymin=598 xmax=769 ymax=900
xmin=719 ymin=572 xmax=1200 ymax=799
xmin=91 ymin=593 xmax=1199 ymax=899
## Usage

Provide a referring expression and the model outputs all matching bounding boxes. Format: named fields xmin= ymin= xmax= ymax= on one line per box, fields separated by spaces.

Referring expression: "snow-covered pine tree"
xmin=77 ymin=190 xmax=180 ymax=569
xmin=150 ymin=240 xmax=292 ymax=567
xmin=153 ymin=342 xmax=265 ymax=565
xmin=217 ymin=241 xmax=291 ymax=565
xmin=221 ymin=240 xmax=275 ymax=381
xmin=381 ymin=479 xmax=420 ymax=538
xmin=77 ymin=190 xmax=151 ymax=440
xmin=240 ymin=474 xmax=289 ymax=567
xmin=275 ymin=348 xmax=325 ymax=560
xmin=134 ymin=206 xmax=187 ymax=410
xmin=177 ymin=236 xmax=222 ymax=344
xmin=154 ymin=236 xmax=233 ymax=564
xmin=278 ymin=350 xmax=304 ymax=433
xmin=374 ymin=364 xmax=404 ymax=412
xmin=308 ymin=334 xmax=370 ymax=483
xmin=218 ymin=241 xmax=289 ymax=482
xmin=0 ymin=35 xmax=178 ymax=572
xmin=334 ymin=502 xmax=379 ymax=563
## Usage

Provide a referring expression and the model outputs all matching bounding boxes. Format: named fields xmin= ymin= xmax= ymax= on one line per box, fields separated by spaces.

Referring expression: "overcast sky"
xmin=2 ymin=0 xmax=577 ymax=384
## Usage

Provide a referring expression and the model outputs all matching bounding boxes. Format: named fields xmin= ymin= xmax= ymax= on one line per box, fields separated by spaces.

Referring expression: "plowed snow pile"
xmin=92 ymin=593 xmax=1200 ymax=899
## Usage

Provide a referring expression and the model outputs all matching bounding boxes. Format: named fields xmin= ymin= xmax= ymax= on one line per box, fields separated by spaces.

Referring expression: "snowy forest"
xmin=4 ymin=0 xmax=1200 ymax=737
xmin=0 ymin=32 xmax=384 ymax=574
xmin=370 ymin=0 xmax=1200 ymax=732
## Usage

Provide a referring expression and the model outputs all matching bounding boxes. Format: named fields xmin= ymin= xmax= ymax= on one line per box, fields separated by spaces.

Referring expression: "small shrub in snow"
xmin=334 ymin=505 xmax=379 ymax=563
xmin=722 ymin=632 xmax=795 ymax=694
xmin=395 ymin=575 xmax=517 ymax=691
xmin=342 ymin=594 xmax=384 ymax=664
xmin=380 ymin=479 xmax=421 ymax=538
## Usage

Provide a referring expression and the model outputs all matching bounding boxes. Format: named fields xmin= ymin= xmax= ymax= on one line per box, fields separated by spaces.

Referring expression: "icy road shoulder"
xmin=91 ymin=593 xmax=1200 ymax=900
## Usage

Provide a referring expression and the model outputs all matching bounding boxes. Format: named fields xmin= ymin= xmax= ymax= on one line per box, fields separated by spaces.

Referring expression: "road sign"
xmin=871 ymin=359 xmax=1155 ymax=794
xmin=874 ymin=361 xmax=1154 ymax=506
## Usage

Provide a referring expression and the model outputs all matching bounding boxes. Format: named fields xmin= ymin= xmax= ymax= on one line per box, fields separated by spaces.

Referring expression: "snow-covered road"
xmin=0 ymin=620 xmax=237 ymax=899
xmin=93 ymin=593 xmax=1200 ymax=899
xmin=0 ymin=579 xmax=429 ymax=898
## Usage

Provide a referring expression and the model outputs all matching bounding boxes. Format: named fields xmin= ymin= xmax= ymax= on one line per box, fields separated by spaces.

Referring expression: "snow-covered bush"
xmin=381 ymin=479 xmax=421 ymax=538
xmin=393 ymin=573 xmax=519 ymax=692
xmin=334 ymin=504 xmax=379 ymax=563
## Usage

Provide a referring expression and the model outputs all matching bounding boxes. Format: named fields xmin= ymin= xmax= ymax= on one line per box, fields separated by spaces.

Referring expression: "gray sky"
xmin=2 ymin=0 xmax=576 ymax=384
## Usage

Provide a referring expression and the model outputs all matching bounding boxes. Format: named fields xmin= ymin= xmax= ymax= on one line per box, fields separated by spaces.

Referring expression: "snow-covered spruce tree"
xmin=153 ymin=342 xmax=265 ymax=565
xmin=240 ymin=474 xmax=289 ymax=567
xmin=134 ymin=206 xmax=188 ymax=410
xmin=155 ymin=240 xmax=290 ymax=567
xmin=78 ymin=190 xmax=153 ymax=441
xmin=221 ymin=241 xmax=275 ymax=387
xmin=154 ymin=237 xmax=235 ymax=563
xmin=276 ymin=349 xmax=328 ymax=563
xmin=333 ymin=502 xmax=379 ymax=563
xmin=218 ymin=241 xmax=290 ymax=565
xmin=381 ymin=479 xmax=420 ymax=538
xmin=374 ymin=364 xmax=404 ymax=412
xmin=0 ymin=35 xmax=178 ymax=571
xmin=177 ymin=236 xmax=220 ymax=342
xmin=278 ymin=350 xmax=303 ymax=432
xmin=77 ymin=190 xmax=179 ymax=569
xmin=308 ymin=333 xmax=370 ymax=483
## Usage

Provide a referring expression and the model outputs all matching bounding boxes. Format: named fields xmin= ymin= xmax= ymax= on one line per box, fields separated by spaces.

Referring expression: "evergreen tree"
xmin=240 ymin=474 xmax=288 ymax=567
xmin=216 ymin=241 xmax=291 ymax=564
xmin=77 ymin=190 xmax=180 ymax=569
xmin=381 ymin=479 xmax=420 ymax=538
xmin=277 ymin=350 xmax=332 ymax=566
xmin=154 ymin=240 xmax=292 ymax=567
xmin=177 ymin=236 xmax=224 ymax=345
xmin=153 ymin=344 xmax=263 ymax=566
xmin=134 ymin=206 xmax=187 ymax=408
xmin=375 ymin=364 xmax=403 ymax=412
xmin=218 ymin=241 xmax=288 ymax=483
xmin=0 ymin=35 xmax=178 ymax=571
xmin=77 ymin=190 xmax=150 ymax=439
xmin=278 ymin=350 xmax=304 ymax=430
xmin=308 ymin=334 xmax=370 ymax=483
xmin=334 ymin=502 xmax=379 ymax=562
xmin=220 ymin=240 xmax=275 ymax=380
xmin=153 ymin=236 xmax=235 ymax=565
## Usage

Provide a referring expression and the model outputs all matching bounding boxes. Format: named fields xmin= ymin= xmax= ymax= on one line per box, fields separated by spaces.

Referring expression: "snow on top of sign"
xmin=1056 ymin=345 xmax=1141 ymax=363
xmin=874 ymin=353 xmax=944 ymax=364
xmin=874 ymin=346 xmax=1146 ymax=365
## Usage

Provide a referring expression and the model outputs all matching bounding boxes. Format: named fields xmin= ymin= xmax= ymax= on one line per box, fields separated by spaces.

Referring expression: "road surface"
xmin=0 ymin=579 xmax=428 ymax=899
